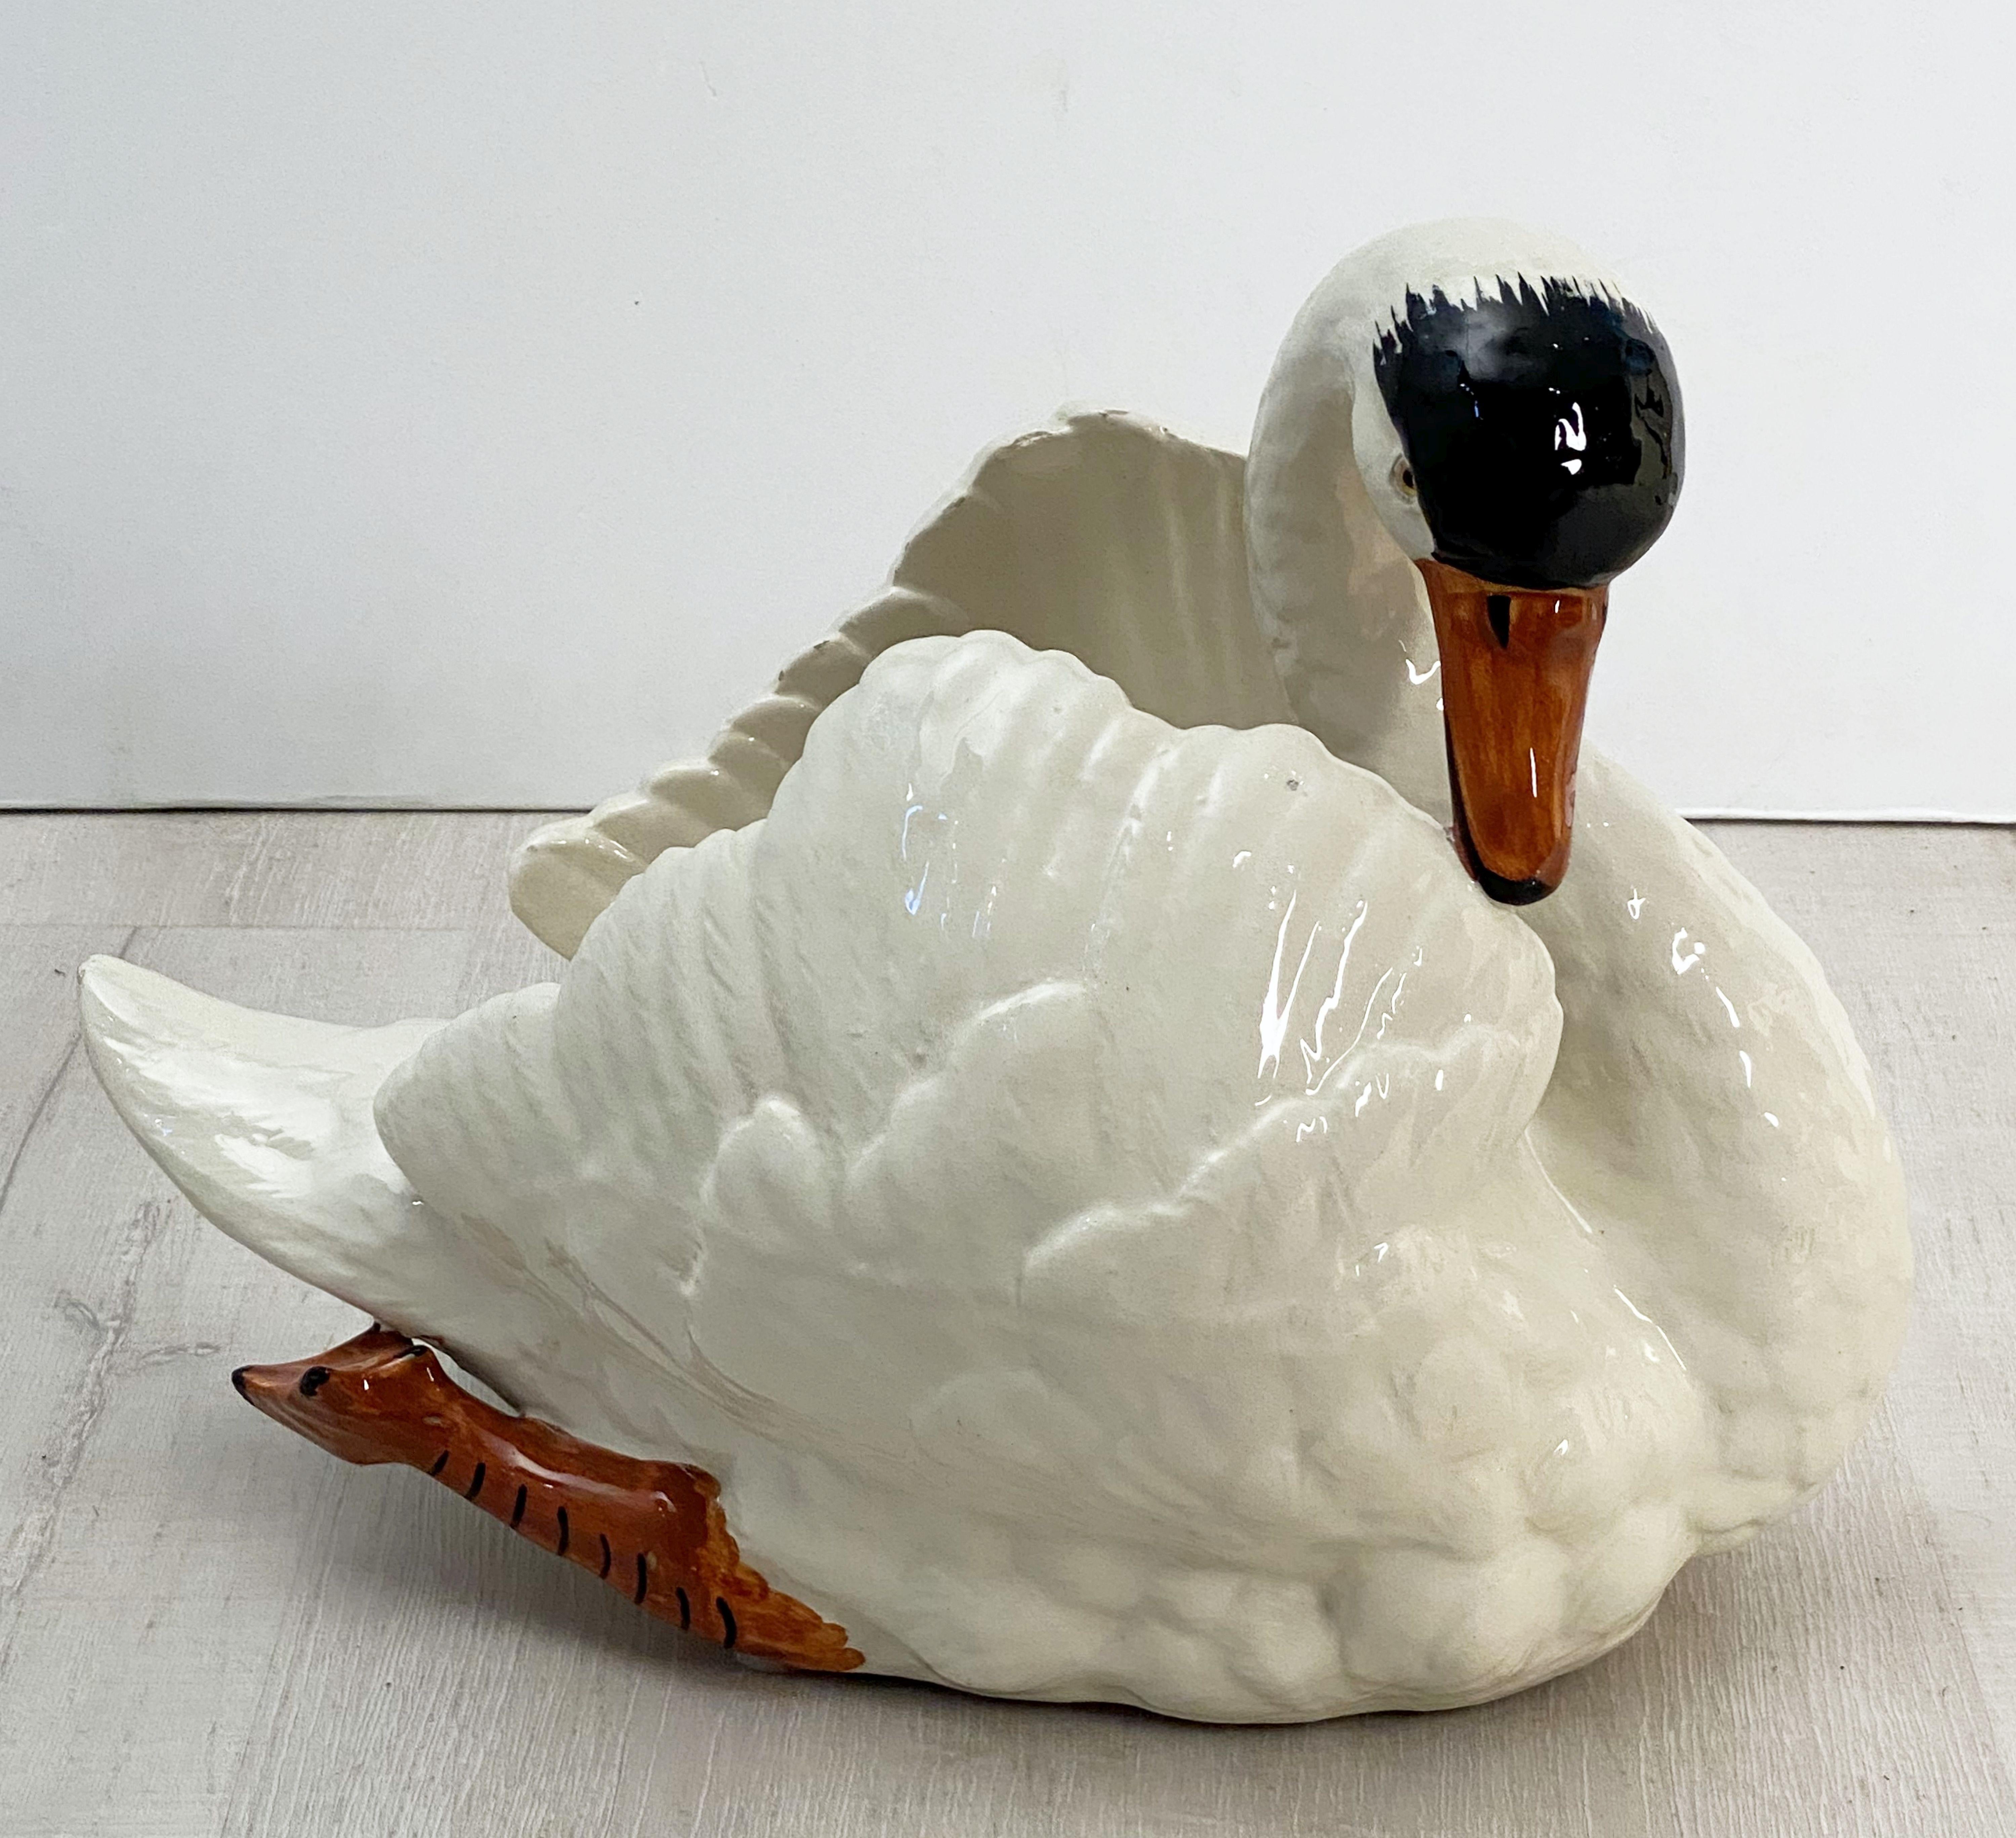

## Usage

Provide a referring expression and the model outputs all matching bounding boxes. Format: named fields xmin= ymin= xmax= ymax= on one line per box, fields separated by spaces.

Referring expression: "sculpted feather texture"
xmin=344 ymin=632 xmax=1899 ymax=1718
xmin=79 ymin=620 xmax=1908 ymax=1723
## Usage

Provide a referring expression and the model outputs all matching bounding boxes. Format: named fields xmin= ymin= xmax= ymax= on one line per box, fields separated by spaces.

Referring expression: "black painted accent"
xmin=717 ymin=1598 xmax=737 ymax=1650
xmin=634 ymin=1554 xmax=649 ymax=1606
xmin=510 ymin=1484 xmax=528 ymax=1530
xmin=297 ymin=1365 xmax=332 ymax=1398
xmin=1473 ymin=864 xmax=1554 ymax=905
xmin=1374 ymin=279 xmax=1682 ymax=589
xmin=675 ymin=1586 xmax=691 ymax=1630
xmin=1486 ymin=593 xmax=1512 ymax=648
xmin=231 ymin=1367 xmax=249 ymax=1397
xmin=554 ymin=1506 xmax=570 ymax=1557
xmin=598 ymin=1534 xmax=613 ymax=1579
xmin=427 ymin=1449 xmax=450 ymax=1478
xmin=464 ymin=1460 xmax=486 ymax=1501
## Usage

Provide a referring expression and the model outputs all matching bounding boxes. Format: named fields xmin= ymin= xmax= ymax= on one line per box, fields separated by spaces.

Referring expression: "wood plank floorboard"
xmin=0 ymin=813 xmax=2010 ymax=1836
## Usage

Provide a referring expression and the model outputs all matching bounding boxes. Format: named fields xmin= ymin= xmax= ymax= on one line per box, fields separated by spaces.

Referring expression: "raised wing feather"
xmin=509 ymin=414 xmax=1291 ymax=956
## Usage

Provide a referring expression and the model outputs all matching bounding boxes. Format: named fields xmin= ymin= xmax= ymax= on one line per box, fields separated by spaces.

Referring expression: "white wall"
xmin=3 ymin=1 xmax=2011 ymax=816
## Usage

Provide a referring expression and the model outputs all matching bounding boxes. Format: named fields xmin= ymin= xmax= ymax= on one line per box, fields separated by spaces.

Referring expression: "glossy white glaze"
xmin=79 ymin=220 xmax=1911 ymax=1721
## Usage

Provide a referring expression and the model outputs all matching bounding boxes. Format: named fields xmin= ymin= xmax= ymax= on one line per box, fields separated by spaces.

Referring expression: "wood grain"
xmin=0 ymin=813 xmax=2010 ymax=1837
xmin=0 ymin=811 xmax=560 ymax=932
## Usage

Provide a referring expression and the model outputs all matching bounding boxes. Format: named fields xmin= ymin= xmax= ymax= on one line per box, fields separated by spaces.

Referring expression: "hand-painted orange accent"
xmin=232 ymin=1327 xmax=863 ymax=1673
xmin=1416 ymin=557 xmax=1607 ymax=905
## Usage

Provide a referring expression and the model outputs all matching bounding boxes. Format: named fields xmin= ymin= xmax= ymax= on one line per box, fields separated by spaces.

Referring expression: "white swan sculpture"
xmin=81 ymin=220 xmax=1910 ymax=1723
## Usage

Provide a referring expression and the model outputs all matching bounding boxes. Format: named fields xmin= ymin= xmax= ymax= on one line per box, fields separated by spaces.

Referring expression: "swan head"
xmin=1259 ymin=219 xmax=1684 ymax=902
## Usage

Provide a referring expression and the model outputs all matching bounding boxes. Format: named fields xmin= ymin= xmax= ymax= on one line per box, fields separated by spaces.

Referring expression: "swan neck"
xmin=1245 ymin=311 xmax=1450 ymax=818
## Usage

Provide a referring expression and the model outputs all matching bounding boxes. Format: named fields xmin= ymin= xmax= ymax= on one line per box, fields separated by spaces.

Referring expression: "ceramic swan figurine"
xmin=80 ymin=220 xmax=1911 ymax=1723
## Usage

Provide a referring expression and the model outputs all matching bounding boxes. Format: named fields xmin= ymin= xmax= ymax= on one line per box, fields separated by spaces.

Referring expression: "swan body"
xmin=81 ymin=221 xmax=1910 ymax=1722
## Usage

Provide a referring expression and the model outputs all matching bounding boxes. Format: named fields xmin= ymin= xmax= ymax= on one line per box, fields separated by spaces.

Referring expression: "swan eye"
xmin=1391 ymin=457 xmax=1418 ymax=499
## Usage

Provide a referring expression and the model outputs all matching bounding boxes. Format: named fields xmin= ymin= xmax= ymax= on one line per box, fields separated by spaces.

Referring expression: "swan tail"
xmin=77 ymin=955 xmax=454 ymax=1331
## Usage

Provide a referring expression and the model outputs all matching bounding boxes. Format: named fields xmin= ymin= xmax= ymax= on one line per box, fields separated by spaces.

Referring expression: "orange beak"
xmin=1416 ymin=557 xmax=1607 ymax=903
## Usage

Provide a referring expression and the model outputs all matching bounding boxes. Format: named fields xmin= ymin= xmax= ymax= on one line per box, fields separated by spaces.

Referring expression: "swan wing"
xmin=384 ymin=633 xmax=1612 ymax=1714
xmin=509 ymin=413 xmax=1291 ymax=956
xmin=404 ymin=632 xmax=1556 ymax=1438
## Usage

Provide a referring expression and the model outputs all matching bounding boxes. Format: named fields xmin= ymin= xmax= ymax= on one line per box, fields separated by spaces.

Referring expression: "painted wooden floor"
xmin=0 ymin=812 xmax=2011 ymax=1838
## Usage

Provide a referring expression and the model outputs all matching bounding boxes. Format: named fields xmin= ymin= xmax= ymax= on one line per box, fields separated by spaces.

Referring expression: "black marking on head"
xmin=675 ymin=1585 xmax=692 ymax=1630
xmin=1374 ymin=278 xmax=1682 ymax=589
xmin=427 ymin=1449 xmax=450 ymax=1477
xmin=464 ymin=1460 xmax=486 ymax=1501
xmin=634 ymin=1553 xmax=649 ymax=1606
xmin=717 ymin=1597 xmax=737 ymax=1650
xmin=554 ymin=1506 xmax=570 ymax=1557
xmin=598 ymin=1534 xmax=613 ymax=1579
xmin=231 ymin=1367 xmax=250 ymax=1397
xmin=297 ymin=1365 xmax=332 ymax=1398
xmin=510 ymin=1485 xmax=528 ymax=1530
